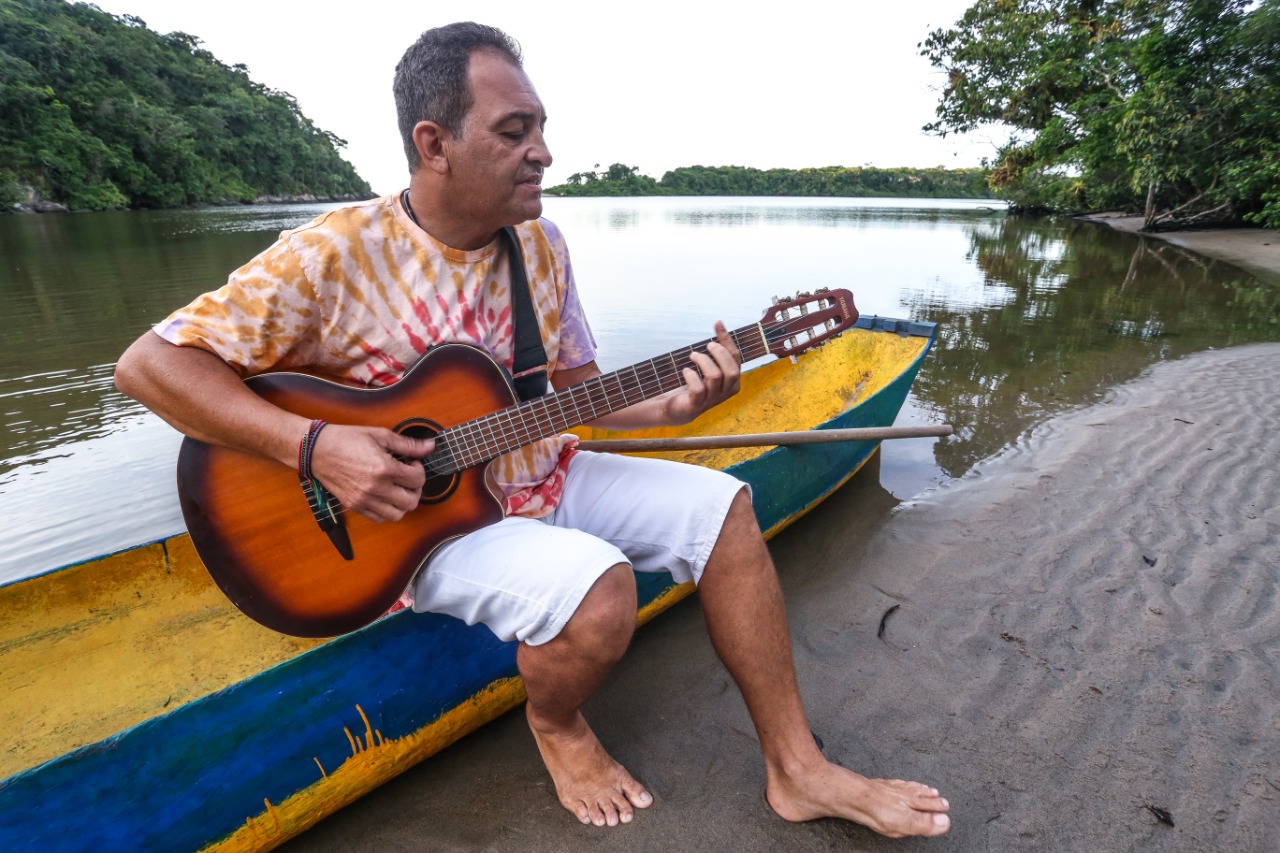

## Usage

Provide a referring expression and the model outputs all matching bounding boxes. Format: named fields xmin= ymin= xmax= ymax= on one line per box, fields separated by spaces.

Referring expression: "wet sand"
xmin=284 ymin=231 xmax=1280 ymax=852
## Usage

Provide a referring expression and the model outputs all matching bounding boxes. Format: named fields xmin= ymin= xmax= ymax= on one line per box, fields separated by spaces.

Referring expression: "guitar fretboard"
xmin=428 ymin=323 xmax=771 ymax=474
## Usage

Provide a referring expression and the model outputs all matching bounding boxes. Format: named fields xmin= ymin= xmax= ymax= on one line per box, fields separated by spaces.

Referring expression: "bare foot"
xmin=527 ymin=706 xmax=654 ymax=826
xmin=766 ymin=759 xmax=950 ymax=838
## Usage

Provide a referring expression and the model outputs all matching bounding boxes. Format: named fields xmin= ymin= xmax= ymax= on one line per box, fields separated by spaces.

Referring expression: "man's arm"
xmin=551 ymin=322 xmax=741 ymax=430
xmin=114 ymin=331 xmax=432 ymax=522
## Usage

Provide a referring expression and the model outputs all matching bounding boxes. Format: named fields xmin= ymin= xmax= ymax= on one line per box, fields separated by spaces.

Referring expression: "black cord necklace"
xmin=400 ymin=188 xmax=420 ymax=226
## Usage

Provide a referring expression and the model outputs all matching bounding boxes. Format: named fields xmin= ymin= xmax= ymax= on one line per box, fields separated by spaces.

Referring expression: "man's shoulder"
xmin=280 ymin=195 xmax=399 ymax=243
xmin=517 ymin=216 xmax=569 ymax=252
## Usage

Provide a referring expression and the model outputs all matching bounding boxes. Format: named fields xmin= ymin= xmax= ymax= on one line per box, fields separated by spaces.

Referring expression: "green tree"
xmin=921 ymin=0 xmax=1280 ymax=228
xmin=1 ymin=0 xmax=370 ymax=210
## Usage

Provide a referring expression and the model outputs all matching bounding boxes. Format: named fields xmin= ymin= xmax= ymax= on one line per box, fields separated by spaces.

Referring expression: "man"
xmin=114 ymin=22 xmax=950 ymax=838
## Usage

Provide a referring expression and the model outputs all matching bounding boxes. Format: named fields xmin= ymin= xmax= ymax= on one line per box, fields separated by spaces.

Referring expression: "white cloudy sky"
xmin=84 ymin=0 xmax=1002 ymax=196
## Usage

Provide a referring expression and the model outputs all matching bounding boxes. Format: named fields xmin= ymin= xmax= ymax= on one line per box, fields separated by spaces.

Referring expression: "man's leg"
xmin=698 ymin=489 xmax=951 ymax=838
xmin=409 ymin=514 xmax=653 ymax=826
xmin=518 ymin=563 xmax=655 ymax=827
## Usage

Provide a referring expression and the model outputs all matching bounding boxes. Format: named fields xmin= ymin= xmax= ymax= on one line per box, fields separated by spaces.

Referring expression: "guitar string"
xmin=314 ymin=302 xmax=847 ymax=519
xmin=439 ymin=316 xmax=800 ymax=471
xmin=441 ymin=327 xmax=765 ymax=473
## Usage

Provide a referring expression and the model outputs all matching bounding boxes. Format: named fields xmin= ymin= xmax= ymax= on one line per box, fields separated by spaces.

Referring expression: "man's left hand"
xmin=663 ymin=321 xmax=741 ymax=425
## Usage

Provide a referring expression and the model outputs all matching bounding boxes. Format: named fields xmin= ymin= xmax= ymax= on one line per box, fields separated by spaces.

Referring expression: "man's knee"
xmin=564 ymin=563 xmax=637 ymax=663
xmin=725 ymin=486 xmax=757 ymax=530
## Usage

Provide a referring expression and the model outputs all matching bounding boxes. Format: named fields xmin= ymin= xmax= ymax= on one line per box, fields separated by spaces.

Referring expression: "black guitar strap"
xmin=502 ymin=226 xmax=550 ymax=401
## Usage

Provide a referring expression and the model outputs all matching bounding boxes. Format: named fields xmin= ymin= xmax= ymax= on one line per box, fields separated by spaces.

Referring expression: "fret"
xmin=566 ymin=385 xmax=586 ymax=423
xmin=472 ymin=414 xmax=500 ymax=463
xmin=532 ymin=395 xmax=557 ymax=437
xmin=549 ymin=391 xmax=571 ymax=433
xmin=600 ymin=371 xmax=625 ymax=412
xmin=495 ymin=407 xmax=518 ymax=450
xmin=611 ymin=366 xmax=627 ymax=404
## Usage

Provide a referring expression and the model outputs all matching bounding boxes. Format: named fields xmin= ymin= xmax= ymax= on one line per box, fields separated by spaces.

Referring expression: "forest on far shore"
xmin=547 ymin=164 xmax=993 ymax=200
xmin=2 ymin=0 xmax=370 ymax=211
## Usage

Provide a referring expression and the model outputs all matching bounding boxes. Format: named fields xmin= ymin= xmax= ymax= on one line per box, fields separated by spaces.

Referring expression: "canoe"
xmin=0 ymin=314 xmax=937 ymax=852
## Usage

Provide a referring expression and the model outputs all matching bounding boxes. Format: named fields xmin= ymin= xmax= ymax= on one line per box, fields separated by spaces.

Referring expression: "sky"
xmin=84 ymin=1 xmax=1003 ymax=196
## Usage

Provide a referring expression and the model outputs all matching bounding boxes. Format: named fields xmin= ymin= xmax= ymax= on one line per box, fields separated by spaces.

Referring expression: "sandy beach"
xmin=283 ymin=226 xmax=1279 ymax=852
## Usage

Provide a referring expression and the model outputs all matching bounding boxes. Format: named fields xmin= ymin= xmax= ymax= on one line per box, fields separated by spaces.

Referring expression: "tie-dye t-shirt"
xmin=153 ymin=194 xmax=598 ymax=518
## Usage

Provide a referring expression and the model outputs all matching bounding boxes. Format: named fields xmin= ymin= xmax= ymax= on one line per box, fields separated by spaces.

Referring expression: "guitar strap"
xmin=502 ymin=226 xmax=550 ymax=401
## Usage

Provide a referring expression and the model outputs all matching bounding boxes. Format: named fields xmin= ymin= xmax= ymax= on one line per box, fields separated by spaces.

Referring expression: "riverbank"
xmin=4 ymin=189 xmax=376 ymax=215
xmin=1080 ymin=212 xmax=1280 ymax=286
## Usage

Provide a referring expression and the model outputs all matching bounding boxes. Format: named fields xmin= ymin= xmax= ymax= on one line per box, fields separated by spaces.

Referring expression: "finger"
xmin=688 ymin=350 xmax=724 ymax=393
xmin=388 ymin=455 xmax=426 ymax=490
xmin=703 ymin=341 xmax=739 ymax=384
xmin=352 ymin=500 xmax=394 ymax=524
xmin=361 ymin=488 xmax=419 ymax=523
xmin=688 ymin=350 xmax=719 ymax=380
xmin=713 ymin=320 xmax=740 ymax=362
xmin=384 ymin=430 xmax=435 ymax=459
xmin=680 ymin=365 xmax=706 ymax=400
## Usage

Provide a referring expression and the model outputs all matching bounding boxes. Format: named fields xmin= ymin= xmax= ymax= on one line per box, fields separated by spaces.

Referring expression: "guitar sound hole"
xmin=395 ymin=418 xmax=458 ymax=505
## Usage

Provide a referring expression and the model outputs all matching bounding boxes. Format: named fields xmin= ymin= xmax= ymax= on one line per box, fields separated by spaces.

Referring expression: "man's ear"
xmin=413 ymin=121 xmax=450 ymax=175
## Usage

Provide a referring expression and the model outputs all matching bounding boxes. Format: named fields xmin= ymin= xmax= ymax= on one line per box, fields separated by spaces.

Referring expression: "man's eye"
xmin=502 ymin=131 xmax=524 ymax=141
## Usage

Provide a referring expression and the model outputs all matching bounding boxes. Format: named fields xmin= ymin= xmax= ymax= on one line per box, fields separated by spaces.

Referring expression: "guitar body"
xmin=178 ymin=344 xmax=514 ymax=637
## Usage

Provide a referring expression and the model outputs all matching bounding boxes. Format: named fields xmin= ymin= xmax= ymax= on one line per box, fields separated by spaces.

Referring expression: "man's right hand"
xmin=115 ymin=332 xmax=435 ymax=523
xmin=309 ymin=425 xmax=435 ymax=523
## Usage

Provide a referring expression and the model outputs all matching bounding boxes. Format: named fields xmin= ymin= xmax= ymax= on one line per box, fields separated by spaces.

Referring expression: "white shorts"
xmin=409 ymin=451 xmax=746 ymax=646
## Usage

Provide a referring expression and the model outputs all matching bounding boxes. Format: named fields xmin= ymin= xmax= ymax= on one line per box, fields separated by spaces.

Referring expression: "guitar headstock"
xmin=758 ymin=288 xmax=858 ymax=358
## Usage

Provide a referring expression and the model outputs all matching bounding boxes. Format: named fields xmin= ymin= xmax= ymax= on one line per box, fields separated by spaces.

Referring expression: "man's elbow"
xmin=114 ymin=330 xmax=158 ymax=402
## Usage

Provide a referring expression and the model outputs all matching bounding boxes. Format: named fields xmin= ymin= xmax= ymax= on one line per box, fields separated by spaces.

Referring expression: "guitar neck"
xmin=432 ymin=323 xmax=770 ymax=474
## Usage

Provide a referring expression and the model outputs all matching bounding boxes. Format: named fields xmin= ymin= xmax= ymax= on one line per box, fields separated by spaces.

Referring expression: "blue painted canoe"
xmin=0 ymin=315 xmax=936 ymax=852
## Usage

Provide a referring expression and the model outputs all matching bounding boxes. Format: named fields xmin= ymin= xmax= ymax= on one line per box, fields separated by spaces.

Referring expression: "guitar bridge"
xmin=301 ymin=478 xmax=354 ymax=560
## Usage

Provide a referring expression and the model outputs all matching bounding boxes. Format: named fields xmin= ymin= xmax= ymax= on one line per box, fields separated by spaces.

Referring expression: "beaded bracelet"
xmin=297 ymin=419 xmax=340 ymax=524
xmin=297 ymin=419 xmax=328 ymax=483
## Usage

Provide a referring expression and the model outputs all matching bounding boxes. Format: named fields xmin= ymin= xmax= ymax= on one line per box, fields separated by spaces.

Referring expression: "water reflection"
xmin=1 ymin=198 xmax=1276 ymax=581
xmin=906 ymin=216 xmax=1280 ymax=476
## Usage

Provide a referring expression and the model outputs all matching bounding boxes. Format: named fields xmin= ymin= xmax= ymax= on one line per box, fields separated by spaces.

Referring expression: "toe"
xmin=625 ymin=782 xmax=653 ymax=809
xmin=612 ymin=792 xmax=635 ymax=824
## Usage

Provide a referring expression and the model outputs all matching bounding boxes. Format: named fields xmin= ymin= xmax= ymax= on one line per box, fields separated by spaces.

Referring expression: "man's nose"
xmin=529 ymin=128 xmax=552 ymax=167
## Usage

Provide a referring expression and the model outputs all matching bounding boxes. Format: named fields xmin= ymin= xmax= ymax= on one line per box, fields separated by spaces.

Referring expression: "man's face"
xmin=443 ymin=50 xmax=552 ymax=240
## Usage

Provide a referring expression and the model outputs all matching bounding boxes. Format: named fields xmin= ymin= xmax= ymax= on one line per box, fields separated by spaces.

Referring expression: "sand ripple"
xmin=825 ymin=343 xmax=1280 ymax=850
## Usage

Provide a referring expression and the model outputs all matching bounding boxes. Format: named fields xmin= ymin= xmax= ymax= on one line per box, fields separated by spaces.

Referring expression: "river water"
xmin=1 ymin=197 xmax=1276 ymax=583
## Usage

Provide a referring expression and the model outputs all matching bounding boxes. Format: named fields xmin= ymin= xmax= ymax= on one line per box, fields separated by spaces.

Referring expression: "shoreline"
xmin=1079 ymin=212 xmax=1280 ymax=285
xmin=4 ymin=192 xmax=378 ymax=215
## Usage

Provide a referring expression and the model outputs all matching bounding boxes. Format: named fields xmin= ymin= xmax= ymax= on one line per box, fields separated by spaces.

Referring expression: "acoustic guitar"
xmin=177 ymin=289 xmax=857 ymax=637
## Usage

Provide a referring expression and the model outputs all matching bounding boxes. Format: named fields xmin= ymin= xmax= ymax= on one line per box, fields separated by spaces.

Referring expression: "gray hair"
xmin=393 ymin=22 xmax=523 ymax=172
